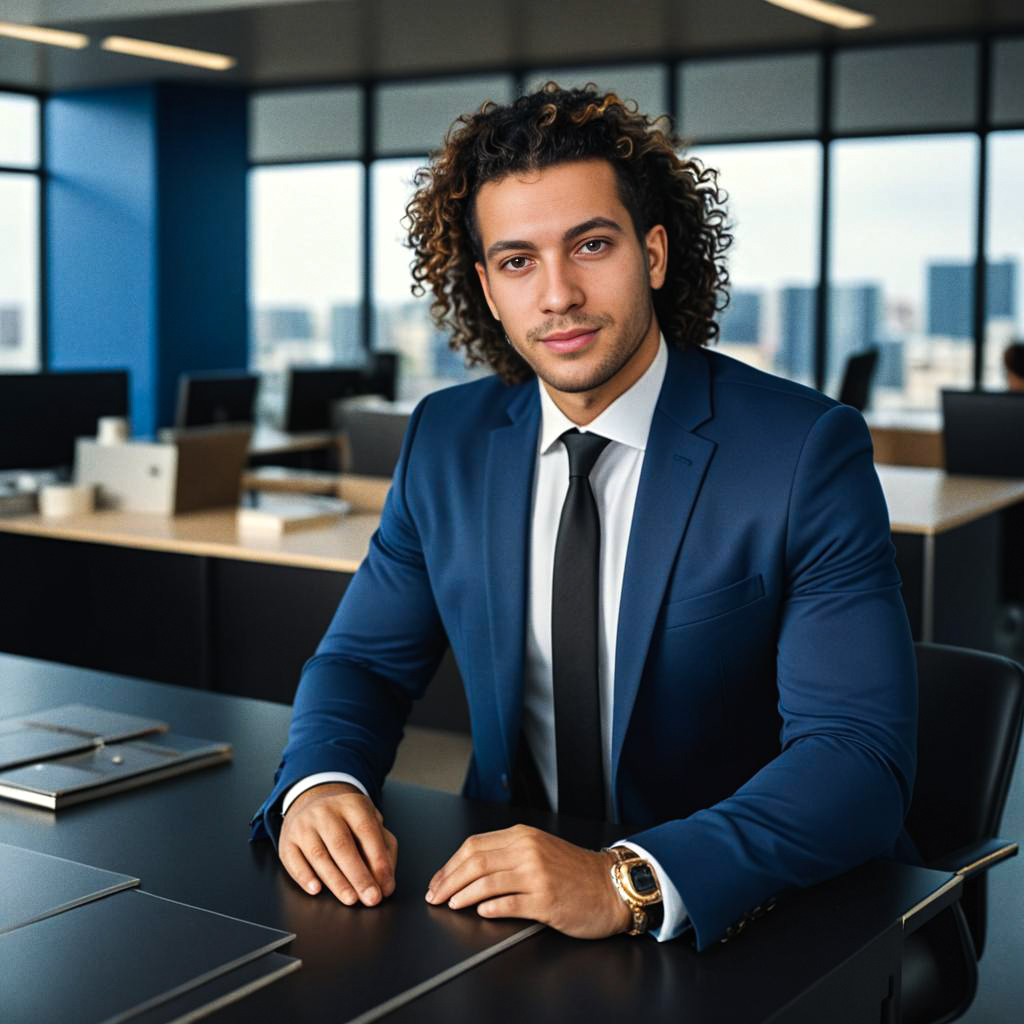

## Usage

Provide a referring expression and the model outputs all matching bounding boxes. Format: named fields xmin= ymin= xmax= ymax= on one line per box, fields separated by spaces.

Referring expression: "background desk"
xmin=876 ymin=465 xmax=1024 ymax=647
xmin=0 ymin=654 xmax=962 ymax=1024
xmin=0 ymin=508 xmax=467 ymax=731
xmin=866 ymin=409 xmax=944 ymax=469
xmin=1 ymin=465 xmax=1022 ymax=722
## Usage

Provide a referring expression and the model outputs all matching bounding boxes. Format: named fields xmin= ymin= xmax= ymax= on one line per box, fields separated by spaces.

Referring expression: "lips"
xmin=540 ymin=329 xmax=599 ymax=354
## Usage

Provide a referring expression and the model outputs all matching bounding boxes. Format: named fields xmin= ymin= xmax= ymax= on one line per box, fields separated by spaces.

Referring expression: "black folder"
xmin=0 ymin=889 xmax=296 ymax=1024
xmin=0 ymin=842 xmax=138 ymax=935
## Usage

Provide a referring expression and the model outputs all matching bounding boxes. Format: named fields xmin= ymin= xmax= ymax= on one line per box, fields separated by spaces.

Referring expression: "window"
xmin=691 ymin=142 xmax=822 ymax=385
xmin=679 ymin=54 xmax=821 ymax=142
xmin=248 ymin=163 xmax=364 ymax=420
xmin=371 ymin=158 xmax=485 ymax=401
xmin=525 ymin=65 xmax=667 ymax=120
xmin=249 ymin=87 xmax=362 ymax=163
xmin=375 ymin=75 xmax=514 ymax=156
xmin=0 ymin=93 xmax=40 ymax=371
xmin=833 ymin=42 xmax=978 ymax=133
xmin=830 ymin=135 xmax=978 ymax=410
xmin=984 ymin=132 xmax=1024 ymax=390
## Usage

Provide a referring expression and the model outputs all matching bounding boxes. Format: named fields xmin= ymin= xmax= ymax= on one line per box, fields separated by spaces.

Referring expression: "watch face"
xmin=628 ymin=863 xmax=658 ymax=896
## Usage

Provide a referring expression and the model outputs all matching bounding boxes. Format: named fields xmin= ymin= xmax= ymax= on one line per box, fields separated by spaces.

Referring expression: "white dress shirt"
xmin=284 ymin=335 xmax=688 ymax=941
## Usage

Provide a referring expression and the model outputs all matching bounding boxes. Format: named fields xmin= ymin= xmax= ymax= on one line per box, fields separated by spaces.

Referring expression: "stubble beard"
xmin=515 ymin=295 xmax=655 ymax=396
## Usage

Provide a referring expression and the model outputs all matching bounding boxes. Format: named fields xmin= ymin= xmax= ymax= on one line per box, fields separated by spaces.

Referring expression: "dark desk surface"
xmin=0 ymin=653 xmax=959 ymax=1023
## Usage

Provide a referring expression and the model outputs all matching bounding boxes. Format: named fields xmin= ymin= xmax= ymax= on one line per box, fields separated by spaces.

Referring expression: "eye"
xmin=577 ymin=238 xmax=609 ymax=255
xmin=500 ymin=255 xmax=532 ymax=272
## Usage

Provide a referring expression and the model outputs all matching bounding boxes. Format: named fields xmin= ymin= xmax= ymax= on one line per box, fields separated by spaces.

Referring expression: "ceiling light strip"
xmin=763 ymin=0 xmax=875 ymax=30
xmin=101 ymin=36 xmax=236 ymax=71
xmin=0 ymin=21 xmax=89 ymax=49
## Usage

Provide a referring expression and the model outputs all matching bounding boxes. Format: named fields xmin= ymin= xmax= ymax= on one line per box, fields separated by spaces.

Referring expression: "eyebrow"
xmin=484 ymin=216 xmax=625 ymax=262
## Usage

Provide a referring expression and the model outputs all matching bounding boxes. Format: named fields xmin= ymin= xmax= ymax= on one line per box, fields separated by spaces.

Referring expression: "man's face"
xmin=473 ymin=159 xmax=667 ymax=407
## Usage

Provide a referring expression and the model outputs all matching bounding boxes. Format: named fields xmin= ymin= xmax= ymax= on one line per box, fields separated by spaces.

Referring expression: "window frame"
xmin=244 ymin=32 xmax=1024 ymax=400
xmin=0 ymin=87 xmax=45 ymax=370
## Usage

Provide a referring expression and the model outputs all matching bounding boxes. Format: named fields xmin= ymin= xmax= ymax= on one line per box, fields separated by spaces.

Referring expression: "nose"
xmin=539 ymin=257 xmax=584 ymax=317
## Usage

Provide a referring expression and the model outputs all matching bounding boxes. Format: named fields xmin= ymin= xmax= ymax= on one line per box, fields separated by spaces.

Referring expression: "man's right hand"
xmin=278 ymin=782 xmax=398 ymax=906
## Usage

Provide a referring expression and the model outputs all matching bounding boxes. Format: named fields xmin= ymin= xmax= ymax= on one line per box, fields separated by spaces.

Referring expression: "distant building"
xmin=830 ymin=284 xmax=883 ymax=373
xmin=0 ymin=306 xmax=21 ymax=349
xmin=926 ymin=259 xmax=1017 ymax=338
xmin=255 ymin=306 xmax=314 ymax=347
xmin=777 ymin=286 xmax=816 ymax=379
xmin=718 ymin=289 xmax=762 ymax=344
xmin=329 ymin=304 xmax=364 ymax=364
xmin=778 ymin=283 xmax=903 ymax=391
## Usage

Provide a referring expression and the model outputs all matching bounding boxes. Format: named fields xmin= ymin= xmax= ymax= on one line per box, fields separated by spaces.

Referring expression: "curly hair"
xmin=403 ymin=82 xmax=733 ymax=384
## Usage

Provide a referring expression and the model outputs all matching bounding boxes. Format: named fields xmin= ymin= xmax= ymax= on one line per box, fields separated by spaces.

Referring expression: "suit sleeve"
xmin=250 ymin=397 xmax=448 ymax=844
xmin=624 ymin=403 xmax=918 ymax=949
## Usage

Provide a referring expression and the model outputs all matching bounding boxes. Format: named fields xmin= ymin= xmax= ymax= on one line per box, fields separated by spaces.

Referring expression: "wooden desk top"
xmin=248 ymin=426 xmax=339 ymax=457
xmin=864 ymin=409 xmax=942 ymax=433
xmin=3 ymin=467 xmax=1019 ymax=562
xmin=877 ymin=464 xmax=1024 ymax=535
xmin=0 ymin=506 xmax=378 ymax=573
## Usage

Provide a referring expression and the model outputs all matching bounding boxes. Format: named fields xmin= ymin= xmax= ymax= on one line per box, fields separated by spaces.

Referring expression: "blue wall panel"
xmin=156 ymin=84 xmax=248 ymax=429
xmin=46 ymin=84 xmax=248 ymax=435
xmin=46 ymin=87 xmax=157 ymax=436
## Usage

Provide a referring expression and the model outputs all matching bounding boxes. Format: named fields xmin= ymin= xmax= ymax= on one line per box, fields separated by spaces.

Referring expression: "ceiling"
xmin=1 ymin=0 xmax=1022 ymax=92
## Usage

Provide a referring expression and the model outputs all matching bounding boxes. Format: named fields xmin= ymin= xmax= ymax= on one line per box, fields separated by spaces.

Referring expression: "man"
xmin=251 ymin=85 xmax=917 ymax=950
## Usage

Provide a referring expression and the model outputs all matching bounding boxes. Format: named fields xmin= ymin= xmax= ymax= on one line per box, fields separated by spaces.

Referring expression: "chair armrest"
xmin=929 ymin=838 xmax=1019 ymax=881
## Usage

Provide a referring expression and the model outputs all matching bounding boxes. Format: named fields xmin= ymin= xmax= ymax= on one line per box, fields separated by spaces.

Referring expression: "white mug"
xmin=39 ymin=483 xmax=95 ymax=517
xmin=97 ymin=416 xmax=130 ymax=445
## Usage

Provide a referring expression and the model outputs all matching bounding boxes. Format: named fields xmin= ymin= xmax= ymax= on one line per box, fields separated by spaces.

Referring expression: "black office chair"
xmin=365 ymin=351 xmax=399 ymax=403
xmin=900 ymin=642 xmax=1023 ymax=1024
xmin=837 ymin=347 xmax=880 ymax=412
xmin=941 ymin=388 xmax=1024 ymax=640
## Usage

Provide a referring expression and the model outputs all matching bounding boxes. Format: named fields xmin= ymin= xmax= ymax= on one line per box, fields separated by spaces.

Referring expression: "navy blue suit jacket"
xmin=252 ymin=345 xmax=918 ymax=950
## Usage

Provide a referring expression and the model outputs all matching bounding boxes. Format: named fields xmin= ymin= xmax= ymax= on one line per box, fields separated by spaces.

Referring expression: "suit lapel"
xmin=611 ymin=348 xmax=716 ymax=806
xmin=482 ymin=383 xmax=540 ymax=770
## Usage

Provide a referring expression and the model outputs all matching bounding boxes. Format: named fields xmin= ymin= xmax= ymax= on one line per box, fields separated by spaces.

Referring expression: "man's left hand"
xmin=425 ymin=824 xmax=632 ymax=938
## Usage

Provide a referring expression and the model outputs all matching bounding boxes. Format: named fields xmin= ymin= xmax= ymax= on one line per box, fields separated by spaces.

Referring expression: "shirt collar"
xmin=537 ymin=334 xmax=668 ymax=455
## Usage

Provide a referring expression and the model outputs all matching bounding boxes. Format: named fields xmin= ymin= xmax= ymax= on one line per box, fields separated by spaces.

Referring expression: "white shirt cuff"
xmin=614 ymin=839 xmax=690 ymax=942
xmin=281 ymin=772 xmax=370 ymax=815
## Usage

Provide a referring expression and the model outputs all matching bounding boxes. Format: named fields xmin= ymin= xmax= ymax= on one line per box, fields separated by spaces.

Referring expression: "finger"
xmin=381 ymin=829 xmax=398 ymax=895
xmin=348 ymin=813 xmax=396 ymax=896
xmin=428 ymin=827 xmax=526 ymax=894
xmin=446 ymin=869 xmax=522 ymax=910
xmin=295 ymin=835 xmax=361 ymax=906
xmin=477 ymin=894 xmax=537 ymax=921
xmin=428 ymin=847 xmax=519 ymax=905
xmin=278 ymin=839 xmax=325 ymax=897
xmin=320 ymin=824 xmax=383 ymax=906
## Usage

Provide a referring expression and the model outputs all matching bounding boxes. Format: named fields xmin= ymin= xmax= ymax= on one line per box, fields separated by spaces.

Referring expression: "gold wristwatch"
xmin=605 ymin=846 xmax=664 ymax=935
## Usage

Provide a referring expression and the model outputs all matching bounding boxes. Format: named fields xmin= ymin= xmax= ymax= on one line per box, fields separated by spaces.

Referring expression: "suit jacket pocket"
xmin=663 ymin=573 xmax=766 ymax=630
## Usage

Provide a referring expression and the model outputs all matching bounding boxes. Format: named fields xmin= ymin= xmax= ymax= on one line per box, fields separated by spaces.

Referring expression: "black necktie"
xmin=552 ymin=428 xmax=611 ymax=820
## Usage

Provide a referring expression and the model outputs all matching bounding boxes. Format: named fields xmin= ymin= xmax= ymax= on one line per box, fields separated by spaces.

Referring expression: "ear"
xmin=644 ymin=224 xmax=668 ymax=291
xmin=475 ymin=261 xmax=501 ymax=321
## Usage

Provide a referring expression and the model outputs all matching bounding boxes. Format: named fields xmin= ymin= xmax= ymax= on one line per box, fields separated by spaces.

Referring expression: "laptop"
xmin=75 ymin=426 xmax=252 ymax=514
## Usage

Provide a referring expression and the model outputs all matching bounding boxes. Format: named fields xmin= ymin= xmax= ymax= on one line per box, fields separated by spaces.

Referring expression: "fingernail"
xmin=363 ymin=886 xmax=380 ymax=904
xmin=424 ymin=889 xmax=434 ymax=903
xmin=306 ymin=881 xmax=319 ymax=894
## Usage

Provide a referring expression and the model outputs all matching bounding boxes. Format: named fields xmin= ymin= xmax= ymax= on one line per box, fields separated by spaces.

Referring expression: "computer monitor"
xmin=0 ymin=370 xmax=130 ymax=472
xmin=365 ymin=351 xmax=398 ymax=403
xmin=283 ymin=367 xmax=370 ymax=433
xmin=175 ymin=372 xmax=259 ymax=429
xmin=942 ymin=389 xmax=1024 ymax=477
xmin=343 ymin=406 xmax=410 ymax=477
xmin=837 ymin=349 xmax=879 ymax=413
